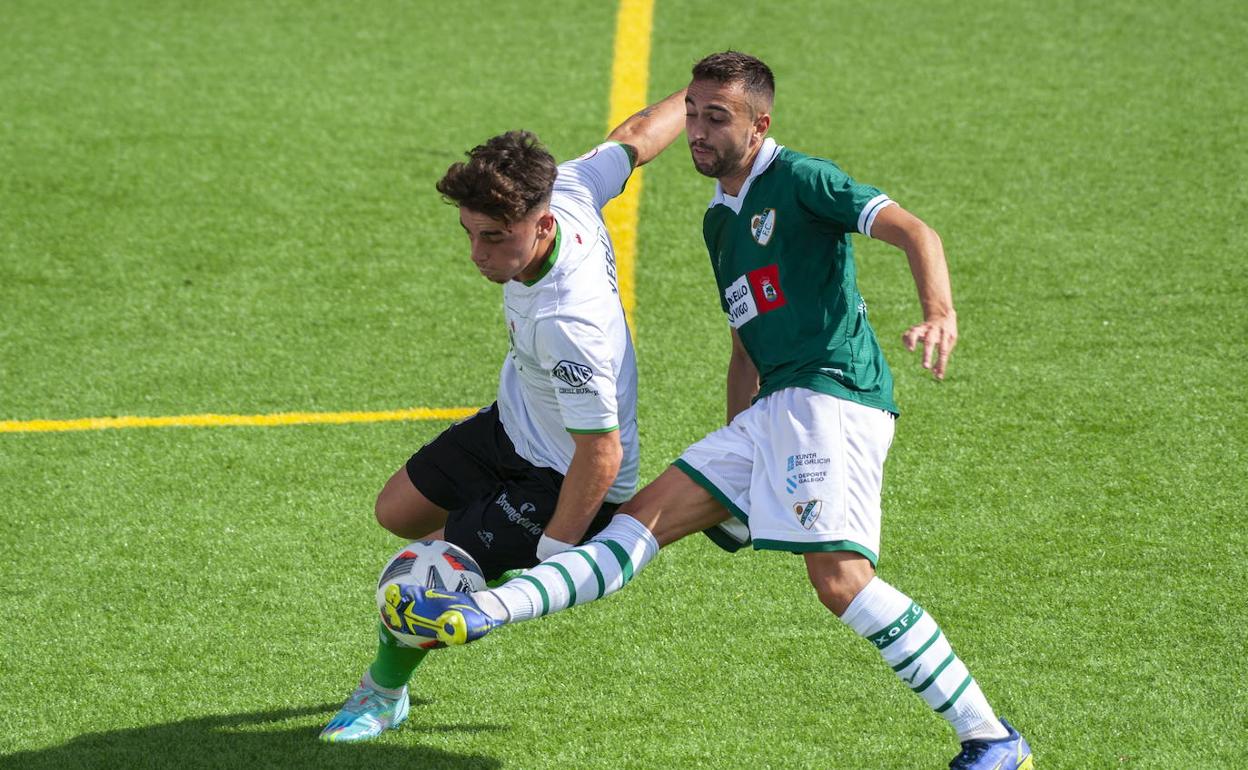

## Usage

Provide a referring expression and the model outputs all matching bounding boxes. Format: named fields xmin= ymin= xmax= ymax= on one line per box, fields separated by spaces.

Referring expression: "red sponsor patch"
xmin=747 ymin=264 xmax=786 ymax=312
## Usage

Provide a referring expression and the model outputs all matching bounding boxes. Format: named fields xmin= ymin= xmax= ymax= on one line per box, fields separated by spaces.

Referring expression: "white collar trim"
xmin=708 ymin=137 xmax=783 ymax=214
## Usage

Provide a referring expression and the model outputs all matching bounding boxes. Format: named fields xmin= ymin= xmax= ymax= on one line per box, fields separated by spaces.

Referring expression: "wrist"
xmin=537 ymin=533 xmax=576 ymax=561
xmin=923 ymin=306 xmax=956 ymax=321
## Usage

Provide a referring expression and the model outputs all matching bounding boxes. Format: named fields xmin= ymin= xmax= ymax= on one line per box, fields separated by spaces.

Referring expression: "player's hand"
xmin=902 ymin=311 xmax=957 ymax=380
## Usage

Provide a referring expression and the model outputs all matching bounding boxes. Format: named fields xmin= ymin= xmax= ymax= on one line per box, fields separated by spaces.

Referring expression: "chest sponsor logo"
xmin=552 ymin=360 xmax=594 ymax=388
xmin=750 ymin=208 xmax=776 ymax=246
xmin=724 ymin=275 xmax=758 ymax=328
xmin=793 ymin=499 xmax=823 ymax=530
xmin=723 ymin=264 xmax=787 ymax=329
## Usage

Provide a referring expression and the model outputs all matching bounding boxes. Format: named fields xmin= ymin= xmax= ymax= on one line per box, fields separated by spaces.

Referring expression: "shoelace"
xmin=949 ymin=739 xmax=990 ymax=769
xmin=348 ymin=688 xmax=394 ymax=714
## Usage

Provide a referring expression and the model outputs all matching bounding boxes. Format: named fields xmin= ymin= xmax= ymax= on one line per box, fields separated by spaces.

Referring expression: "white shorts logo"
xmin=724 ymin=275 xmax=758 ymax=329
xmin=793 ymin=500 xmax=823 ymax=530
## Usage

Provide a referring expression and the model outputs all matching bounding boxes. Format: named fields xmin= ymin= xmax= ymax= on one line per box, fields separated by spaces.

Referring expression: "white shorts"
xmin=673 ymin=388 xmax=895 ymax=563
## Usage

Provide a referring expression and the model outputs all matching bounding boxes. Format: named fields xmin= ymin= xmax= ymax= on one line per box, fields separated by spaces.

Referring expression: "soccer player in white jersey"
xmin=319 ymin=90 xmax=687 ymax=742
xmin=388 ymin=52 xmax=1032 ymax=769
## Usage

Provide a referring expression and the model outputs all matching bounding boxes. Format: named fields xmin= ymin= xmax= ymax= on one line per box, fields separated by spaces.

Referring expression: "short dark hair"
xmin=436 ymin=130 xmax=557 ymax=224
xmin=692 ymin=51 xmax=775 ymax=110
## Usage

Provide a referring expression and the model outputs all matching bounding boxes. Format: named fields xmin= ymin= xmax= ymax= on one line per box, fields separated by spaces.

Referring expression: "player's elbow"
xmin=607 ymin=131 xmax=649 ymax=166
xmin=900 ymin=213 xmax=942 ymax=255
xmin=919 ymin=221 xmax=943 ymax=253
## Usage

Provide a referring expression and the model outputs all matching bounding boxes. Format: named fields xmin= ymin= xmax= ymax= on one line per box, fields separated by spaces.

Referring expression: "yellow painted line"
xmin=602 ymin=0 xmax=655 ymax=331
xmin=0 ymin=407 xmax=479 ymax=434
xmin=7 ymin=8 xmax=655 ymax=437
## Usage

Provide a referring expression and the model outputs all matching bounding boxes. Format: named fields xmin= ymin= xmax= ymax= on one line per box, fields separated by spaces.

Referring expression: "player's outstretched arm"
xmin=869 ymin=205 xmax=958 ymax=380
xmin=605 ymin=88 xmax=687 ymax=167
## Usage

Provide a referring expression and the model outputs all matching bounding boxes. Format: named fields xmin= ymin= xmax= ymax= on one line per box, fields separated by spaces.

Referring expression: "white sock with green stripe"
xmin=471 ymin=514 xmax=659 ymax=623
xmin=841 ymin=577 xmax=1008 ymax=743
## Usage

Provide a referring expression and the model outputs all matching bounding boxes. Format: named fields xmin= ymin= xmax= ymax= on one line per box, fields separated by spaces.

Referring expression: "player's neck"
xmin=516 ymin=221 xmax=560 ymax=284
xmin=718 ymin=142 xmax=764 ymax=197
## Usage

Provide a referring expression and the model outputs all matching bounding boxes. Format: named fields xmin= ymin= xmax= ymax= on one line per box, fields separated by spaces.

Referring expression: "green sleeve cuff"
xmin=605 ymin=140 xmax=638 ymax=170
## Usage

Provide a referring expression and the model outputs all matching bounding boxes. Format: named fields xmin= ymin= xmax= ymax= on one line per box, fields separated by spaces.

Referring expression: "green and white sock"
xmin=473 ymin=514 xmax=659 ymax=623
xmin=841 ymin=577 xmax=1008 ymax=742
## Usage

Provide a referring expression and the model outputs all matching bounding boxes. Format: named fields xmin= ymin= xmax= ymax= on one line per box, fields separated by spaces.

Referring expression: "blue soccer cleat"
xmin=949 ymin=718 xmax=1033 ymax=769
xmin=319 ymin=680 xmax=410 ymax=743
xmin=381 ymin=583 xmax=501 ymax=646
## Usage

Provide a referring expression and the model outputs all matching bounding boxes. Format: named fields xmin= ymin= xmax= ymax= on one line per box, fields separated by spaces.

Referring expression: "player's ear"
xmin=753 ymin=111 xmax=771 ymax=138
xmin=536 ymin=210 xmax=556 ymax=238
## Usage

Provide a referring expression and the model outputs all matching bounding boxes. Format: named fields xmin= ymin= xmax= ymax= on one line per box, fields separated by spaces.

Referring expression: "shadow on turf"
xmin=0 ymin=703 xmax=505 ymax=769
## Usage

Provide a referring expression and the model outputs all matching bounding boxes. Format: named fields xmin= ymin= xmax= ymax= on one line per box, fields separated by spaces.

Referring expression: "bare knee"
xmin=374 ymin=468 xmax=447 ymax=539
xmin=374 ymin=486 xmax=405 ymax=534
xmin=805 ymin=551 xmax=876 ymax=616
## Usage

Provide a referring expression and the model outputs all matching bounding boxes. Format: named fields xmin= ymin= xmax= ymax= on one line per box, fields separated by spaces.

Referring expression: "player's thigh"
xmin=381 ymin=404 xmax=513 ymax=534
xmin=621 ymin=465 xmax=732 ymax=547
xmin=375 ymin=466 xmax=448 ymax=538
xmin=658 ymin=417 xmax=758 ymax=551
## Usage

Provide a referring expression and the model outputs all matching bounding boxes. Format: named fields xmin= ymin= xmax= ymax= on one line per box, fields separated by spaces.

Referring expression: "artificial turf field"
xmin=1 ymin=1 xmax=1245 ymax=767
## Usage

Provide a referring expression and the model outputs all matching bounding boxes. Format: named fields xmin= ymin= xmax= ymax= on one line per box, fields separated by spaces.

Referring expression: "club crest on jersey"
xmin=793 ymin=500 xmax=822 ymax=530
xmin=750 ymin=208 xmax=776 ymax=246
xmin=724 ymin=264 xmax=787 ymax=329
xmin=552 ymin=360 xmax=594 ymax=387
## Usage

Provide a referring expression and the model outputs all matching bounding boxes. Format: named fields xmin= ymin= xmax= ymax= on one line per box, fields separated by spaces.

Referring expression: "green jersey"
xmin=703 ymin=138 xmax=899 ymax=414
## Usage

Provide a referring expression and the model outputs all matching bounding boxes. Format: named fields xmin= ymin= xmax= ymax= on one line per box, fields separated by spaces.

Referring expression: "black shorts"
xmin=405 ymin=404 xmax=618 ymax=581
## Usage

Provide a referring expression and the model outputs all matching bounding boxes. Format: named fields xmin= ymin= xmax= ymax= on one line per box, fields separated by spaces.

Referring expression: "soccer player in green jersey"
xmin=392 ymin=52 xmax=1032 ymax=769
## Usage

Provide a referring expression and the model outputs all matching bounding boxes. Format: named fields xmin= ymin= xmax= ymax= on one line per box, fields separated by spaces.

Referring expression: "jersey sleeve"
xmin=533 ymin=317 xmax=620 ymax=434
xmin=793 ymin=157 xmax=896 ymax=238
xmin=553 ymin=141 xmax=636 ymax=212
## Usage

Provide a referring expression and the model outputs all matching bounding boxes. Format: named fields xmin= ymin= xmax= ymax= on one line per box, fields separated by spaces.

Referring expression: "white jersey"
xmin=496 ymin=142 xmax=639 ymax=503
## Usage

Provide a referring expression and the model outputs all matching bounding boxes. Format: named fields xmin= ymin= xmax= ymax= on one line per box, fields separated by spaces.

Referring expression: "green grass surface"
xmin=2 ymin=1 xmax=1245 ymax=768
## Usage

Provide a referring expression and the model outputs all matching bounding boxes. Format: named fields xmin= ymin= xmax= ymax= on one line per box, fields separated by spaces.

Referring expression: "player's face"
xmin=685 ymin=79 xmax=770 ymax=184
xmin=459 ymin=207 xmax=554 ymax=284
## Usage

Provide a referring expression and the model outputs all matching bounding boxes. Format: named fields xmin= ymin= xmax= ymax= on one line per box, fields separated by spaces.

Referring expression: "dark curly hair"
xmin=436 ymin=130 xmax=557 ymax=224
xmin=692 ymin=51 xmax=775 ymax=111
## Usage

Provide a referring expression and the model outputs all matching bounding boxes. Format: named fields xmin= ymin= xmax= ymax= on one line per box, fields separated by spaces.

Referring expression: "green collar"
xmin=522 ymin=221 xmax=561 ymax=286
